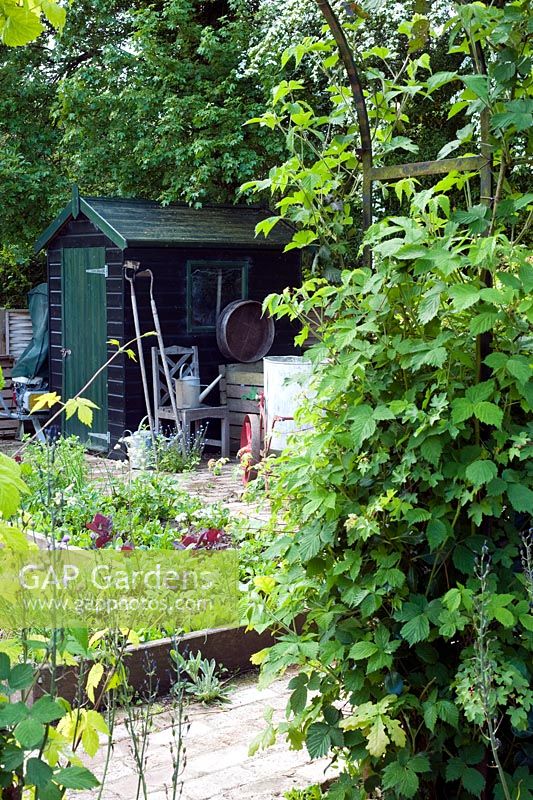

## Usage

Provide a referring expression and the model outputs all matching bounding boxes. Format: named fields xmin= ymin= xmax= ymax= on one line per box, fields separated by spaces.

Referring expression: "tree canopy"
xmin=0 ymin=0 xmax=466 ymax=305
xmin=0 ymin=0 xmax=286 ymax=304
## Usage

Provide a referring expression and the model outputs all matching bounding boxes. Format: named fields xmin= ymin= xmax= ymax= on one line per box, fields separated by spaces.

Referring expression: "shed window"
xmin=187 ymin=260 xmax=248 ymax=332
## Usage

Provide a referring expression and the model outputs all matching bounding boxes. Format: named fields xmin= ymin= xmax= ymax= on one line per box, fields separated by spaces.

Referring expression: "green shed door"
xmin=62 ymin=247 xmax=108 ymax=447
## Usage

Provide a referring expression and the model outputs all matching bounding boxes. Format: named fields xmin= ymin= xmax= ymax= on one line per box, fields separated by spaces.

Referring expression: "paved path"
xmin=78 ymin=674 xmax=331 ymax=800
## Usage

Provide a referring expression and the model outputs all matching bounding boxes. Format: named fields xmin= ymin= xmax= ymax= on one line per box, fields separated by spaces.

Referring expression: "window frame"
xmin=186 ymin=259 xmax=249 ymax=333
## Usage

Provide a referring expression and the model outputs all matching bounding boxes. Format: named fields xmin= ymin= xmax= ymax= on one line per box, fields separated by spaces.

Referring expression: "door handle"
xmin=61 ymin=348 xmax=72 ymax=358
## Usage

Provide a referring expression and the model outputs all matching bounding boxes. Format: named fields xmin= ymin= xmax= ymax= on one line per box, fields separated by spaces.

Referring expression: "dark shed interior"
xmin=35 ymin=192 xmax=300 ymax=448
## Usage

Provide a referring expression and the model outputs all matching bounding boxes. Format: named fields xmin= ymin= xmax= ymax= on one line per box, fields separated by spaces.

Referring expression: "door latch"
xmin=86 ymin=265 xmax=108 ymax=277
xmin=60 ymin=347 xmax=72 ymax=358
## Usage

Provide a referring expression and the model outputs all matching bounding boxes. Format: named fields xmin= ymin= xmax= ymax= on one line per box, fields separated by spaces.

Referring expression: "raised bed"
xmin=24 ymin=528 xmax=276 ymax=702
xmin=35 ymin=624 xmax=276 ymax=702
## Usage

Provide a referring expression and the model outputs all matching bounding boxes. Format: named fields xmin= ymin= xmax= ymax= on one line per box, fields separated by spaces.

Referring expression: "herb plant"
xmin=155 ymin=428 xmax=206 ymax=474
xmin=170 ymin=651 xmax=232 ymax=705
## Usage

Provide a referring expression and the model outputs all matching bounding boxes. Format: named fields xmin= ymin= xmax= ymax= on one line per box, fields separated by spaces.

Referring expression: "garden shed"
xmin=35 ymin=189 xmax=300 ymax=449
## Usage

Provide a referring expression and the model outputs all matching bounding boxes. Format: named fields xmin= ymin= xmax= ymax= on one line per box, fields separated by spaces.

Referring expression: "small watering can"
xmin=119 ymin=420 xmax=155 ymax=469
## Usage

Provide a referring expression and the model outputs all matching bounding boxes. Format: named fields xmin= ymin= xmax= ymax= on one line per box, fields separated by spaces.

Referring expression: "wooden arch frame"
xmin=314 ymin=0 xmax=493 ymax=267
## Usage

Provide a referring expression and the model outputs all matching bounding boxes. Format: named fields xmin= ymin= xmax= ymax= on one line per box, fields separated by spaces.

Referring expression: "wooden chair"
xmin=0 ymin=392 xmax=46 ymax=441
xmin=0 ymin=357 xmax=47 ymax=441
xmin=151 ymin=346 xmax=229 ymax=457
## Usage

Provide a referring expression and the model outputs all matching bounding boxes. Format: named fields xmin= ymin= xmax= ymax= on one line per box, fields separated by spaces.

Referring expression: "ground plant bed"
xmin=4 ymin=436 xmax=278 ymax=709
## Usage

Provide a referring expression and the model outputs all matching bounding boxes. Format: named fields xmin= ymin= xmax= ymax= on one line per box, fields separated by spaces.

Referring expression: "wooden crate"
xmin=0 ymin=355 xmax=18 ymax=438
xmin=219 ymin=362 xmax=263 ymax=454
xmin=2 ymin=308 xmax=32 ymax=358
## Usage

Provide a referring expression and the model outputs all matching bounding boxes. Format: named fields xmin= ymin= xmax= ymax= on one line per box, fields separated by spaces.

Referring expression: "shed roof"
xmin=35 ymin=191 xmax=295 ymax=253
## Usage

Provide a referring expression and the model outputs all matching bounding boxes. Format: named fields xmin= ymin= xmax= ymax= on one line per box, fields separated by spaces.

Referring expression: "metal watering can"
xmin=119 ymin=419 xmax=155 ymax=469
xmin=174 ymin=364 xmax=201 ymax=408
xmin=174 ymin=365 xmax=222 ymax=409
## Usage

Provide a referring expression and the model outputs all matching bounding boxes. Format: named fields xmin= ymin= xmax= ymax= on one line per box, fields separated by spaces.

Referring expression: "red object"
xmin=201 ymin=528 xmax=223 ymax=544
xmin=86 ymin=513 xmax=113 ymax=534
xmin=238 ymin=413 xmax=261 ymax=485
xmin=180 ymin=528 xmax=227 ymax=550
xmin=87 ymin=514 xmax=113 ymax=548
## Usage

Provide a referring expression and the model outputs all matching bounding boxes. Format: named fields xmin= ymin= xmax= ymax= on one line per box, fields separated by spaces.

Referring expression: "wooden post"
xmin=315 ymin=0 xmax=373 ymax=267
xmin=0 ymin=308 xmax=6 ymax=355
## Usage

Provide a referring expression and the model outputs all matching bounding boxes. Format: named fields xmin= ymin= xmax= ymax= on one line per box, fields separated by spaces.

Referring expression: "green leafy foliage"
xmin=244 ymin=2 xmax=533 ymax=798
xmin=155 ymin=429 xmax=206 ymax=474
xmin=255 ymin=239 xmax=532 ymax=798
xmin=0 ymin=0 xmax=482 ymax=298
xmin=0 ymin=0 xmax=289 ymax=302
xmin=382 ymin=752 xmax=431 ymax=798
xmin=26 ymin=757 xmax=54 ymax=790
xmin=284 ymin=786 xmax=323 ymax=800
xmin=0 ymin=452 xmax=28 ymax=519
xmin=20 ymin=445 xmax=232 ymax=554
xmin=0 ymin=0 xmax=65 ymax=47
xmin=0 ymin=651 xmax=101 ymax=795
xmin=53 ymin=766 xmax=100 ymax=790
xmin=170 ymin=651 xmax=231 ymax=704
xmin=0 ymin=445 xmax=105 ymax=796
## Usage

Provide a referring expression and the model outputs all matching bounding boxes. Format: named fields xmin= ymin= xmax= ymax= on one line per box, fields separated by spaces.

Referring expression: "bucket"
xmin=263 ymin=356 xmax=314 ymax=452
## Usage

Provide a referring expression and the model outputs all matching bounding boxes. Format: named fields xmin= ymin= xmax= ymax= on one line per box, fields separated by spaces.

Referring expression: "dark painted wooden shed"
xmin=35 ymin=191 xmax=300 ymax=448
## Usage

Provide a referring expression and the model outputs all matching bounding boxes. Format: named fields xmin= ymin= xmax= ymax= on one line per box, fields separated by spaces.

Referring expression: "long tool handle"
xmin=147 ymin=273 xmax=186 ymax=452
xmin=126 ymin=275 xmax=156 ymax=442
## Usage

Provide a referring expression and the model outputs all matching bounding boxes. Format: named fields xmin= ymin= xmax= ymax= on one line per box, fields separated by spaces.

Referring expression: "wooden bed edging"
xmin=35 ymin=623 xmax=275 ymax=703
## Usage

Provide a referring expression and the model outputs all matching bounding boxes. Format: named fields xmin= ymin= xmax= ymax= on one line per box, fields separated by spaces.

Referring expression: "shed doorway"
xmin=62 ymin=247 xmax=108 ymax=447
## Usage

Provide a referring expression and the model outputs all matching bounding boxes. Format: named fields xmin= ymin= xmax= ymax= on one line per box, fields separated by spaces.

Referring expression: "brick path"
xmin=84 ymin=454 xmax=266 ymax=518
xmin=78 ymin=674 xmax=331 ymax=800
